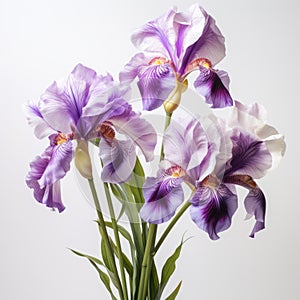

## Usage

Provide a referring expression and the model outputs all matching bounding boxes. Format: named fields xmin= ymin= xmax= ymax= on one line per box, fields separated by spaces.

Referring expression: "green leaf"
xmin=88 ymin=259 xmax=118 ymax=300
xmin=148 ymin=261 xmax=159 ymax=300
xmin=69 ymin=249 xmax=104 ymax=266
xmin=110 ymin=238 xmax=133 ymax=277
xmin=157 ymin=241 xmax=183 ymax=298
xmin=70 ymin=249 xmax=118 ymax=300
xmin=165 ymin=281 xmax=182 ymax=300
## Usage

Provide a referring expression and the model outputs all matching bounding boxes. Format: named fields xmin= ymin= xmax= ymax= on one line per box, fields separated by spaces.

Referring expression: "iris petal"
xmin=226 ymin=130 xmax=272 ymax=179
xmin=140 ymin=175 xmax=184 ymax=224
xmin=244 ymin=188 xmax=266 ymax=238
xmin=24 ymin=102 xmax=55 ymax=139
xmin=190 ymin=184 xmax=238 ymax=240
xmin=137 ymin=64 xmax=175 ymax=111
xmin=179 ymin=6 xmax=226 ymax=74
xmin=194 ymin=68 xmax=233 ymax=108
xmin=26 ymin=141 xmax=73 ymax=212
xmin=109 ymin=108 xmax=157 ymax=162
xmin=99 ymin=138 xmax=136 ymax=183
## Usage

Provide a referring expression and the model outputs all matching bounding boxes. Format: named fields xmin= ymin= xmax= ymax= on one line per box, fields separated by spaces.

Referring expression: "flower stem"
xmin=104 ymin=182 xmax=128 ymax=300
xmin=137 ymin=223 xmax=157 ymax=300
xmin=88 ymin=179 xmax=124 ymax=300
xmin=154 ymin=200 xmax=191 ymax=254
xmin=160 ymin=112 xmax=173 ymax=160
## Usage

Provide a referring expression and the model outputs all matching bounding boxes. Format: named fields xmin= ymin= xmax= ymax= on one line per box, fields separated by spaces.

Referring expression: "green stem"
xmin=137 ymin=224 xmax=157 ymax=300
xmin=88 ymin=179 xmax=124 ymax=300
xmin=160 ymin=112 xmax=173 ymax=160
xmin=104 ymin=182 xmax=128 ymax=300
xmin=154 ymin=201 xmax=191 ymax=254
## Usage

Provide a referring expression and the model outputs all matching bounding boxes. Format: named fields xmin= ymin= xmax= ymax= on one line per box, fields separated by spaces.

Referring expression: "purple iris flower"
xmin=120 ymin=4 xmax=233 ymax=111
xmin=26 ymin=64 xmax=156 ymax=212
xmin=140 ymin=115 xmax=219 ymax=223
xmin=140 ymin=102 xmax=285 ymax=239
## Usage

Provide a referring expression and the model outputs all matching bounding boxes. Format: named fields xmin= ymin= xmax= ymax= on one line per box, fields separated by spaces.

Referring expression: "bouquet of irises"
xmin=25 ymin=4 xmax=285 ymax=300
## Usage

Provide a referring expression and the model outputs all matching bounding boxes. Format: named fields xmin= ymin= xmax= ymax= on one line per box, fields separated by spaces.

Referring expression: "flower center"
xmin=201 ymin=174 xmax=220 ymax=189
xmin=166 ymin=166 xmax=186 ymax=178
xmin=149 ymin=56 xmax=169 ymax=66
xmin=54 ymin=132 xmax=73 ymax=145
xmin=97 ymin=122 xmax=115 ymax=140
xmin=224 ymin=175 xmax=257 ymax=189
xmin=184 ymin=57 xmax=212 ymax=75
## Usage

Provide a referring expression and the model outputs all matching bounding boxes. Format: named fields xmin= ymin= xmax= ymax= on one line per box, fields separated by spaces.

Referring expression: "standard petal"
xmin=99 ymin=138 xmax=136 ymax=183
xmin=244 ymin=188 xmax=266 ymax=238
xmin=164 ymin=116 xmax=210 ymax=181
xmin=24 ymin=102 xmax=55 ymax=139
xmin=225 ymin=129 xmax=272 ymax=179
xmin=194 ymin=68 xmax=233 ymax=108
xmin=119 ymin=53 xmax=149 ymax=83
xmin=39 ymin=64 xmax=97 ymax=134
xmin=131 ymin=8 xmax=177 ymax=62
xmin=139 ymin=175 xmax=184 ymax=224
xmin=190 ymin=184 xmax=238 ymax=240
xmin=137 ymin=63 xmax=176 ymax=111
xmin=179 ymin=7 xmax=225 ymax=74
xmin=109 ymin=108 xmax=157 ymax=162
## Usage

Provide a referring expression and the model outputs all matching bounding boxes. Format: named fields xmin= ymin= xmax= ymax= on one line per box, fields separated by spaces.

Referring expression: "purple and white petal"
xmin=24 ymin=102 xmax=55 ymax=139
xmin=131 ymin=8 xmax=177 ymax=63
xmin=119 ymin=53 xmax=149 ymax=83
xmin=140 ymin=175 xmax=184 ymax=224
xmin=38 ymin=139 xmax=73 ymax=188
xmin=39 ymin=64 xmax=97 ymax=134
xmin=26 ymin=143 xmax=72 ymax=212
xmin=244 ymin=188 xmax=266 ymax=238
xmin=109 ymin=108 xmax=157 ymax=162
xmin=99 ymin=138 xmax=136 ymax=183
xmin=190 ymin=184 xmax=238 ymax=240
xmin=137 ymin=64 xmax=176 ymax=111
xmin=180 ymin=7 xmax=225 ymax=75
xmin=164 ymin=116 xmax=214 ymax=182
xmin=225 ymin=129 xmax=272 ymax=179
xmin=173 ymin=4 xmax=207 ymax=63
xmin=194 ymin=68 xmax=233 ymax=108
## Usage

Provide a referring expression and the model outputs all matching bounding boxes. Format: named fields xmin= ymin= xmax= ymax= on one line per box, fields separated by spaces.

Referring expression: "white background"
xmin=1 ymin=0 xmax=299 ymax=299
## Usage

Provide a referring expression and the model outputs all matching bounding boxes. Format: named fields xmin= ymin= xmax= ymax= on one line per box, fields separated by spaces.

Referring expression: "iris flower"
xmin=120 ymin=3 xmax=233 ymax=111
xmin=26 ymin=64 xmax=156 ymax=212
xmin=140 ymin=102 xmax=285 ymax=239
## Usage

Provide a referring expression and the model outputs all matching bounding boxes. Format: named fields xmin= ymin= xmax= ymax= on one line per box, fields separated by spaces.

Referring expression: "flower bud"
xmin=74 ymin=140 xmax=93 ymax=179
xmin=163 ymin=79 xmax=188 ymax=113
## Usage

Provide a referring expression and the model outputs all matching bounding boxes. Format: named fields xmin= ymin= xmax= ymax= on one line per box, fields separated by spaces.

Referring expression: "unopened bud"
xmin=74 ymin=140 xmax=93 ymax=179
xmin=163 ymin=79 xmax=188 ymax=113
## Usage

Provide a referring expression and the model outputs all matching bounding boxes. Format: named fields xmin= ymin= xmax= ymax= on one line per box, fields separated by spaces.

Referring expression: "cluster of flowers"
xmin=26 ymin=3 xmax=285 ymax=241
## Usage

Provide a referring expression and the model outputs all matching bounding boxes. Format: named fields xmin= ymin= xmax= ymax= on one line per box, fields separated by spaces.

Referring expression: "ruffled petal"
xmin=26 ymin=142 xmax=73 ymax=212
xmin=99 ymin=138 xmax=136 ymax=183
xmin=109 ymin=108 xmax=157 ymax=162
xmin=24 ymin=102 xmax=55 ymax=139
xmin=164 ymin=116 xmax=212 ymax=182
xmin=190 ymin=184 xmax=238 ymax=240
xmin=39 ymin=64 xmax=97 ymax=134
xmin=194 ymin=68 xmax=233 ymax=108
xmin=225 ymin=129 xmax=272 ymax=179
xmin=179 ymin=7 xmax=225 ymax=74
xmin=131 ymin=8 xmax=177 ymax=63
xmin=38 ymin=139 xmax=73 ymax=187
xmin=244 ymin=188 xmax=266 ymax=238
xmin=119 ymin=53 xmax=149 ymax=83
xmin=139 ymin=175 xmax=184 ymax=224
xmin=137 ymin=64 xmax=175 ymax=111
